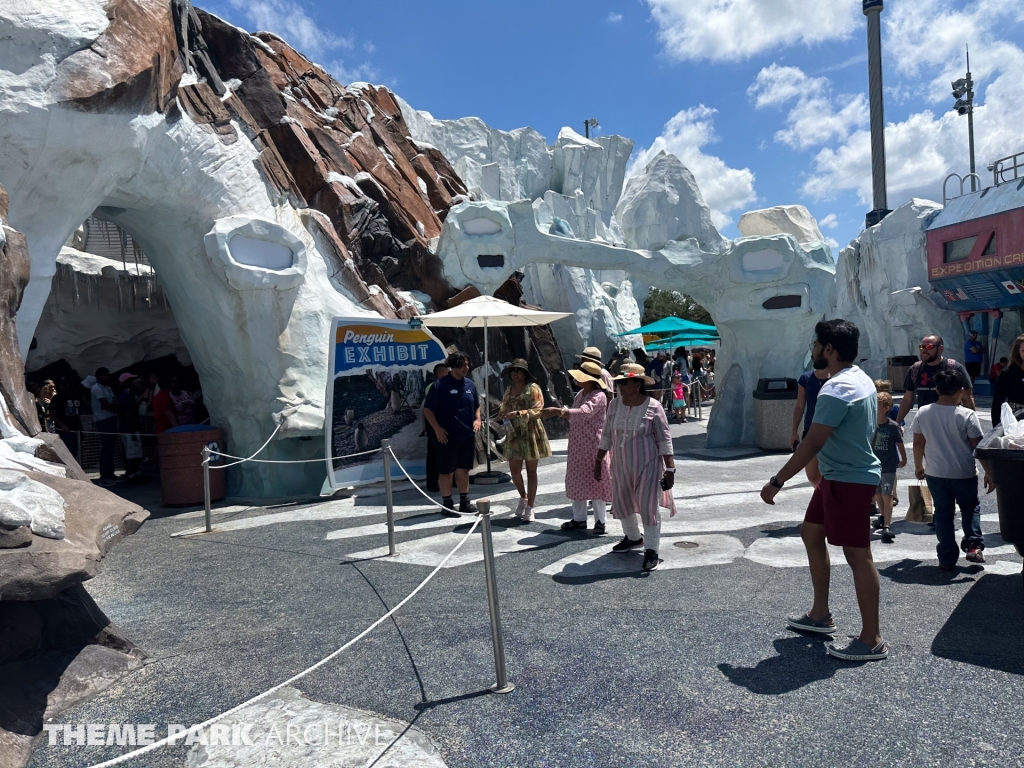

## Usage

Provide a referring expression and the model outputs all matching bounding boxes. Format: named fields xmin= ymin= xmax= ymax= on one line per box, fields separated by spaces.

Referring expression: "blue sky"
xmin=207 ymin=0 xmax=1024 ymax=254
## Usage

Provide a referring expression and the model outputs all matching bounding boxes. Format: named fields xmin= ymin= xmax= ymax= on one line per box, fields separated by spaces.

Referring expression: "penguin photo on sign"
xmin=354 ymin=423 xmax=369 ymax=451
xmin=344 ymin=408 xmax=355 ymax=426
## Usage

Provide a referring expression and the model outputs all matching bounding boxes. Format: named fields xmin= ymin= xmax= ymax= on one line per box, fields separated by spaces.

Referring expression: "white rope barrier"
xmin=208 ymin=448 xmax=380 ymax=465
xmin=85 ymin=511 xmax=485 ymax=768
xmin=386 ymin=446 xmax=461 ymax=512
xmin=204 ymin=422 xmax=283 ymax=469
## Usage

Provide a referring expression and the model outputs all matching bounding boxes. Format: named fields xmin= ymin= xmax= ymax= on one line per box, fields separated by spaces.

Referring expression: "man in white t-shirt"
xmin=912 ymin=370 xmax=996 ymax=570
xmin=90 ymin=367 xmax=118 ymax=486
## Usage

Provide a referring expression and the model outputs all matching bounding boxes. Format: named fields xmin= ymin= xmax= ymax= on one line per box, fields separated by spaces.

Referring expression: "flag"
xmin=956 ymin=287 xmax=970 ymax=301
xmin=1003 ymin=280 xmax=1021 ymax=295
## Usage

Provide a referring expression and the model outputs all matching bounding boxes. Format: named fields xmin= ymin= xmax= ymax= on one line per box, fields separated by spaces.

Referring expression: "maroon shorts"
xmin=804 ymin=478 xmax=876 ymax=548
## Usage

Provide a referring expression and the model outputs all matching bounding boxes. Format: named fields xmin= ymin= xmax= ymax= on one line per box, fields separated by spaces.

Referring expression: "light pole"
xmin=863 ymin=0 xmax=890 ymax=228
xmin=951 ymin=47 xmax=976 ymax=192
xmin=584 ymin=118 xmax=599 ymax=139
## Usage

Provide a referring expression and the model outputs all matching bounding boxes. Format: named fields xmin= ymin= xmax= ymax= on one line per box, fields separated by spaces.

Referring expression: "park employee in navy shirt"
xmin=423 ymin=351 xmax=481 ymax=517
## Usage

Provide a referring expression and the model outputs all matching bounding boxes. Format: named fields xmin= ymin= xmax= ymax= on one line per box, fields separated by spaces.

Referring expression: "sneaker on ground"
xmin=592 ymin=521 xmax=606 ymax=536
xmin=514 ymin=498 xmax=526 ymax=518
xmin=871 ymin=515 xmax=884 ymax=530
xmin=95 ymin=478 xmax=117 ymax=488
xmin=880 ymin=527 xmax=895 ymax=543
xmin=459 ymin=498 xmax=477 ymax=515
xmin=522 ymin=505 xmax=535 ymax=522
xmin=965 ymin=547 xmax=985 ymax=563
xmin=561 ymin=520 xmax=588 ymax=531
xmin=611 ymin=535 xmax=644 ymax=552
xmin=826 ymin=638 xmax=889 ymax=661
xmin=641 ymin=549 xmax=660 ymax=571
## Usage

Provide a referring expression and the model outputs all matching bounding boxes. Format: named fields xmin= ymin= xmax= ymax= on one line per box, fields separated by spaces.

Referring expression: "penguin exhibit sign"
xmin=325 ymin=318 xmax=447 ymax=488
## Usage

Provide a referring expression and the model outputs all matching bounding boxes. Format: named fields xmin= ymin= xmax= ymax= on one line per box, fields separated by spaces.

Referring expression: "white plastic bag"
xmin=1002 ymin=404 xmax=1024 ymax=449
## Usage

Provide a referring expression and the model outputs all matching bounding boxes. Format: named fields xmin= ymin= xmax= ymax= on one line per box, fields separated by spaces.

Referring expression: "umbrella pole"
xmin=473 ymin=315 xmax=510 ymax=485
xmin=484 ymin=317 xmax=491 ymax=474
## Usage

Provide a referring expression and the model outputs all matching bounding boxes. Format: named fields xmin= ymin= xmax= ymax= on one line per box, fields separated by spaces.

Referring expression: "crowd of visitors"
xmin=26 ymin=364 xmax=205 ymax=487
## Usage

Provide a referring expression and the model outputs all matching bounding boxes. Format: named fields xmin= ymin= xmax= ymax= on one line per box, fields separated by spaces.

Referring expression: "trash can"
xmin=158 ymin=425 xmax=226 ymax=506
xmin=887 ymin=355 xmax=918 ymax=391
xmin=976 ymin=408 xmax=1024 ymax=556
xmin=752 ymin=378 xmax=798 ymax=451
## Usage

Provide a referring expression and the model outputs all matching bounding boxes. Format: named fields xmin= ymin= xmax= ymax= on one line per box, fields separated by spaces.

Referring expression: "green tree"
xmin=642 ymin=288 xmax=714 ymax=326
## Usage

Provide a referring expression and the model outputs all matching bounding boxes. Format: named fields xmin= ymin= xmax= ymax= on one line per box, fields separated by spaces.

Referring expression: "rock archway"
xmin=0 ymin=0 xmax=471 ymax=494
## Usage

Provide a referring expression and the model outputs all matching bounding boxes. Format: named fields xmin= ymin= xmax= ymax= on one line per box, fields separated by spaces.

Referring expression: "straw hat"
xmin=569 ymin=360 xmax=609 ymax=391
xmin=612 ymin=362 xmax=655 ymax=385
xmin=576 ymin=346 xmax=605 ymax=365
xmin=502 ymin=358 xmax=534 ymax=382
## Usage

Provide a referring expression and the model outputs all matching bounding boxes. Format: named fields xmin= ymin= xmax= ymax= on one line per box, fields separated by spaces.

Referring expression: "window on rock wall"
xmin=477 ymin=254 xmax=505 ymax=268
xmin=762 ymin=295 xmax=802 ymax=310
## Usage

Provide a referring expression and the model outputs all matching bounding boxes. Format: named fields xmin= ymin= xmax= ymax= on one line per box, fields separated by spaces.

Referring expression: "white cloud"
xmin=748 ymin=64 xmax=867 ymax=150
xmin=646 ymin=0 xmax=860 ymax=62
xmin=629 ymin=106 xmax=757 ymax=228
xmin=825 ymin=236 xmax=840 ymax=250
xmin=819 ymin=213 xmax=838 ymax=229
xmin=606 ymin=12 xmax=623 ymax=23
xmin=327 ymin=60 xmax=381 ymax=85
xmin=228 ymin=0 xmax=351 ymax=60
xmin=802 ymin=5 xmax=1024 ymax=206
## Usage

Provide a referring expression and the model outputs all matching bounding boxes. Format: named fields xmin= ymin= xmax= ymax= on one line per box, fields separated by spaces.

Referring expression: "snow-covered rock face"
xmin=0 ymin=0 xmax=467 ymax=495
xmin=738 ymin=205 xmax=826 ymax=246
xmin=615 ymin=150 xmax=726 ymax=253
xmin=398 ymin=98 xmax=641 ymax=360
xmin=827 ymin=198 xmax=1022 ymax=378
xmin=438 ymin=198 xmax=835 ymax=446
xmin=0 ymin=469 xmax=66 ymax=540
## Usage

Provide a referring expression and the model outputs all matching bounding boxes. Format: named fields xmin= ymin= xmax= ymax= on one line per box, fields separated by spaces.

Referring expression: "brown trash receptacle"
xmin=158 ymin=426 xmax=226 ymax=506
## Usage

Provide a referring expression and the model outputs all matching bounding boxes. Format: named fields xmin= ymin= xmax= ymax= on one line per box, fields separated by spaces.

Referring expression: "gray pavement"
xmin=32 ymin=412 xmax=1024 ymax=768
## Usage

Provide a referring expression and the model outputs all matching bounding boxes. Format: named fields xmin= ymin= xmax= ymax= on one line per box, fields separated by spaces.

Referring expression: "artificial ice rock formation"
xmin=0 ymin=0 xmax=479 ymax=495
xmin=27 ymin=246 xmax=190 ymax=377
xmin=437 ymin=194 xmax=836 ymax=447
xmin=738 ymin=205 xmax=827 ymax=246
xmin=615 ymin=151 xmax=726 ymax=252
xmin=828 ymin=199 xmax=1023 ymax=378
xmin=398 ymin=98 xmax=644 ymax=359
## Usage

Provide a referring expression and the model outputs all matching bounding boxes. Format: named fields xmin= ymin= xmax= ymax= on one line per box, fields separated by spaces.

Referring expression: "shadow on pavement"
xmin=878 ymin=558 xmax=981 ymax=585
xmin=931 ymin=574 xmax=1024 ymax=676
xmin=718 ymin=635 xmax=858 ymax=694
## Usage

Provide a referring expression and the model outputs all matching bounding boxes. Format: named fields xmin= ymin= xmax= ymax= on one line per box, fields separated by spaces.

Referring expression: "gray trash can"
xmin=887 ymin=355 xmax=918 ymax=392
xmin=753 ymin=378 xmax=799 ymax=451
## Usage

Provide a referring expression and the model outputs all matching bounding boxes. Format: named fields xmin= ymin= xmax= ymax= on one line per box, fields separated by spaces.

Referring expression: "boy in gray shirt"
xmin=912 ymin=370 xmax=995 ymax=570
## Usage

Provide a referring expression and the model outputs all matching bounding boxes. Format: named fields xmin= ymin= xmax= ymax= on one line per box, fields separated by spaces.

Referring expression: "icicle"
xmin=73 ymin=270 xmax=80 ymax=307
xmin=116 ymin=273 xmax=122 ymax=312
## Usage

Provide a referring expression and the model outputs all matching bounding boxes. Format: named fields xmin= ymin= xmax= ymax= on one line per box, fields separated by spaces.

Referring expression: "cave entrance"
xmin=23 ymin=214 xmax=204 ymax=475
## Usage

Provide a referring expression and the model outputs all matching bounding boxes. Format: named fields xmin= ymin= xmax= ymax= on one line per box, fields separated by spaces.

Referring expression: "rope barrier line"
xmin=203 ymin=422 xmax=283 ymax=468
xmin=85 ymin=512 xmax=485 ymax=768
xmin=207 ymin=448 xmax=380 ymax=466
xmin=386 ymin=447 xmax=456 ymax=512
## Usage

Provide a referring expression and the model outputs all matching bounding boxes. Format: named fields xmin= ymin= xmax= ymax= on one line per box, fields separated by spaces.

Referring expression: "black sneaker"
xmin=459 ymin=498 xmax=477 ymax=515
xmin=441 ymin=498 xmax=461 ymax=518
xmin=612 ymin=535 xmax=644 ymax=552
xmin=561 ymin=520 xmax=588 ymax=531
xmin=642 ymin=549 xmax=660 ymax=571
xmin=592 ymin=521 xmax=606 ymax=536
xmin=871 ymin=515 xmax=884 ymax=530
xmin=880 ymin=527 xmax=895 ymax=543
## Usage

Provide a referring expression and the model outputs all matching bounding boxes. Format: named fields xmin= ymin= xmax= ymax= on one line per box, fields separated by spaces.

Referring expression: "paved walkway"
xmin=36 ymin=415 xmax=1024 ymax=767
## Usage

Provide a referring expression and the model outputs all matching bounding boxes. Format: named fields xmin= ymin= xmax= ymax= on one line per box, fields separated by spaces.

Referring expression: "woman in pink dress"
xmin=543 ymin=361 xmax=613 ymax=534
xmin=594 ymin=362 xmax=677 ymax=572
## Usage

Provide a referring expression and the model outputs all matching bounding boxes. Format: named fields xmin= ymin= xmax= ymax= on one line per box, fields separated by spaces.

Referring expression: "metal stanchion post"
xmin=202 ymin=445 xmax=212 ymax=534
xmin=382 ymin=439 xmax=397 ymax=556
xmin=477 ymin=499 xmax=514 ymax=694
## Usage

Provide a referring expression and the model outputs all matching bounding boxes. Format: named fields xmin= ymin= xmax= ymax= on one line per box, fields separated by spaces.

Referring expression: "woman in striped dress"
xmin=594 ymin=363 xmax=677 ymax=572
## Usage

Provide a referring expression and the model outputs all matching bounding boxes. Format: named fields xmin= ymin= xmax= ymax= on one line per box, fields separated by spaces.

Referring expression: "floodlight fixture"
xmin=950 ymin=47 xmax=976 ymax=191
xmin=584 ymin=117 xmax=600 ymax=139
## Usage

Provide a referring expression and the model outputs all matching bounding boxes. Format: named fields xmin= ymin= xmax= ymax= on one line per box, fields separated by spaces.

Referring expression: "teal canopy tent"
xmin=616 ymin=316 xmax=717 ymax=337
xmin=643 ymin=334 xmax=720 ymax=351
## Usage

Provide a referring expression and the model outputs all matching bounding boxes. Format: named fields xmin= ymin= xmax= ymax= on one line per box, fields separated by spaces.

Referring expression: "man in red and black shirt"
xmin=896 ymin=334 xmax=975 ymax=423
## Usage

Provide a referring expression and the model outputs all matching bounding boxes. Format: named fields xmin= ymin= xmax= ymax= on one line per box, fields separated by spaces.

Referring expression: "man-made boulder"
xmin=0 ymin=471 xmax=148 ymax=601
xmin=738 ymin=205 xmax=826 ymax=246
xmin=615 ymin=150 xmax=726 ymax=252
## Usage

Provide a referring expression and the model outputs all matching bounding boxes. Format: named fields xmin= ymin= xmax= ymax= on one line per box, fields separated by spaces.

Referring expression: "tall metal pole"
xmin=863 ymin=0 xmax=890 ymax=228
xmin=477 ymin=499 xmax=514 ymax=694
xmin=966 ymin=48 xmax=976 ymax=192
xmin=381 ymin=438 xmax=397 ymax=556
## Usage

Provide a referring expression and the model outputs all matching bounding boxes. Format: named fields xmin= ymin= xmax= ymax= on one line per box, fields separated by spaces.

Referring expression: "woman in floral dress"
xmin=497 ymin=358 xmax=551 ymax=521
xmin=543 ymin=361 xmax=613 ymax=535
xmin=594 ymin=362 xmax=677 ymax=572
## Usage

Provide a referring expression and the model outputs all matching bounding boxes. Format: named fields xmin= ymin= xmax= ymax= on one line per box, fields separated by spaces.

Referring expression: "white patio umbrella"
xmin=416 ymin=295 xmax=572 ymax=483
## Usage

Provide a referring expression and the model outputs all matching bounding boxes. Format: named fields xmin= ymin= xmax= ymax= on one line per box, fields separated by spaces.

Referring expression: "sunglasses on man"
xmin=918 ymin=343 xmax=940 ymax=351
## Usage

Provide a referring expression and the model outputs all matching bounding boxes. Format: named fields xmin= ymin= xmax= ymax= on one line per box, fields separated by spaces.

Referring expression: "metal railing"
xmin=990 ymin=150 xmax=1024 ymax=186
